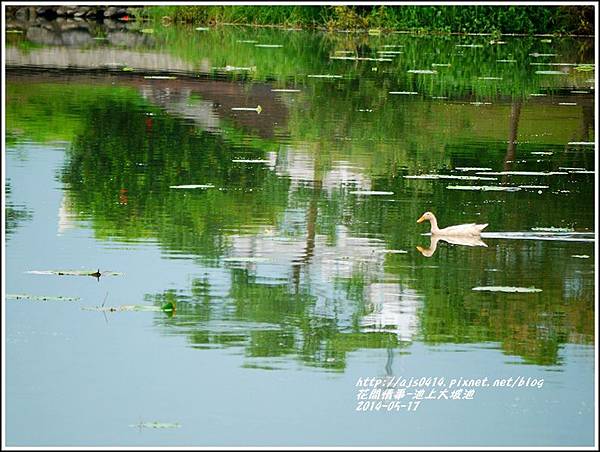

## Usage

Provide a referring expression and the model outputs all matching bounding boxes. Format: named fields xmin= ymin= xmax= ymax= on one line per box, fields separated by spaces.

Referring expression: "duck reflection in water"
xmin=416 ymin=234 xmax=488 ymax=257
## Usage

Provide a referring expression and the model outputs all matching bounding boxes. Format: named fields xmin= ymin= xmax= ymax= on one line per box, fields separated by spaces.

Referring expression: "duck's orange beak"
xmin=416 ymin=245 xmax=425 ymax=252
xmin=417 ymin=214 xmax=426 ymax=223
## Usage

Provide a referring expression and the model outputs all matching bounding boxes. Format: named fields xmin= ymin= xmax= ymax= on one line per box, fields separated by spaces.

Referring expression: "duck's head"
xmin=417 ymin=212 xmax=435 ymax=223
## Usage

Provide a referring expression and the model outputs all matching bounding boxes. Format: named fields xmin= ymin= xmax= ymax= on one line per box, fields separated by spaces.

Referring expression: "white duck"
xmin=417 ymin=211 xmax=488 ymax=236
xmin=417 ymin=234 xmax=488 ymax=257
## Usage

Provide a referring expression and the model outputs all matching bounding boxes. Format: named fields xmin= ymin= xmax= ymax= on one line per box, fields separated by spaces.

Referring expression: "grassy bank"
xmin=137 ymin=5 xmax=594 ymax=35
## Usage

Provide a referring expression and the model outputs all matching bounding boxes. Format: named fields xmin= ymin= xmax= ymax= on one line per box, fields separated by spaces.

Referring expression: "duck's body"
xmin=417 ymin=234 xmax=488 ymax=257
xmin=417 ymin=212 xmax=487 ymax=236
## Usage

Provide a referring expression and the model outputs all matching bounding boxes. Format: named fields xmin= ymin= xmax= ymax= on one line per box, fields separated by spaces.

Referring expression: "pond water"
xmin=4 ymin=20 xmax=596 ymax=447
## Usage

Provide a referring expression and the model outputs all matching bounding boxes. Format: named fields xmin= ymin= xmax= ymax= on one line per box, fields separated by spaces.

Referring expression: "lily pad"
xmin=475 ymin=171 xmax=567 ymax=176
xmin=404 ymin=174 xmax=497 ymax=181
xmin=446 ymin=185 xmax=521 ymax=192
xmin=223 ymin=257 xmax=271 ymax=263
xmin=213 ymin=65 xmax=256 ymax=72
xmin=455 ymin=167 xmax=493 ymax=172
xmin=231 ymin=105 xmax=262 ymax=113
xmin=535 ymin=70 xmax=567 ymax=75
xmin=170 ymin=184 xmax=214 ymax=189
xmin=144 ymin=75 xmax=177 ymax=80
xmin=530 ymin=62 xmax=578 ymax=66
xmin=472 ymin=286 xmax=542 ymax=293
xmin=83 ymin=302 xmax=174 ymax=313
xmin=232 ymin=159 xmax=271 ymax=163
xmin=574 ymin=64 xmax=595 ymax=72
xmin=307 ymin=74 xmax=342 ymax=78
xmin=26 ymin=269 xmax=123 ymax=277
xmin=330 ymin=56 xmax=392 ymax=62
xmin=7 ymin=293 xmax=80 ymax=302
xmin=518 ymin=185 xmax=549 ymax=189
xmin=129 ymin=421 xmax=181 ymax=429
xmin=349 ymin=190 xmax=394 ymax=196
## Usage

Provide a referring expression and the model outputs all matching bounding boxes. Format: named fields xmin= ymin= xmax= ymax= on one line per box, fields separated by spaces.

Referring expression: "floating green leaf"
xmin=472 ymin=286 xmax=542 ymax=293
xmin=26 ymin=269 xmax=123 ymax=277
xmin=574 ymin=64 xmax=595 ymax=72
xmin=404 ymin=174 xmax=496 ymax=181
xmin=408 ymin=69 xmax=437 ymax=74
xmin=223 ymin=257 xmax=271 ymax=263
xmin=349 ymin=190 xmax=394 ymax=196
xmin=129 ymin=421 xmax=181 ymax=429
xmin=7 ymin=293 xmax=80 ymax=302
xmin=446 ymin=185 xmax=521 ymax=192
xmin=170 ymin=184 xmax=215 ymax=189
xmin=144 ymin=75 xmax=177 ymax=80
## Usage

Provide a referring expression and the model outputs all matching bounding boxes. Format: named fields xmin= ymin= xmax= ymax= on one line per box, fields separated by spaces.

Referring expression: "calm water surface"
xmin=4 ymin=20 xmax=596 ymax=446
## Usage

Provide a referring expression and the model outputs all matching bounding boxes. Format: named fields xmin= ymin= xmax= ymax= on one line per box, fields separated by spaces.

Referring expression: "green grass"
xmin=136 ymin=5 xmax=594 ymax=35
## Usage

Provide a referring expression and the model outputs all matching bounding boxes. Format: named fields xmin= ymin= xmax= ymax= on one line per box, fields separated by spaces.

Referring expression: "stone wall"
xmin=6 ymin=5 xmax=139 ymax=21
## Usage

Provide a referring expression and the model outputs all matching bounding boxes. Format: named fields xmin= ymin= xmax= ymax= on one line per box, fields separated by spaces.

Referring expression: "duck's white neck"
xmin=428 ymin=214 xmax=440 ymax=234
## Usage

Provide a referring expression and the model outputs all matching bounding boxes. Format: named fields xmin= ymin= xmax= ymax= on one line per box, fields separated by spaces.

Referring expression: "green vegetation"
xmin=5 ymin=180 xmax=32 ymax=237
xmin=137 ymin=5 xmax=594 ymax=35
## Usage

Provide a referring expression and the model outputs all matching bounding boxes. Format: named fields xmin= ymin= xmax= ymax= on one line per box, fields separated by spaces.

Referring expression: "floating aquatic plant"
xmin=169 ymin=184 xmax=214 ymax=189
xmin=349 ymin=190 xmax=394 ymax=195
xmin=472 ymin=286 xmax=542 ymax=293
xmin=404 ymin=174 xmax=497 ymax=181
xmin=7 ymin=294 xmax=80 ymax=302
xmin=143 ymin=75 xmax=177 ymax=80
xmin=231 ymin=159 xmax=271 ymax=163
xmin=129 ymin=421 xmax=181 ymax=429
xmin=26 ymin=269 xmax=123 ymax=277
xmin=307 ymin=74 xmax=342 ymax=78
xmin=446 ymin=185 xmax=521 ymax=192
xmin=231 ymin=105 xmax=262 ymax=113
